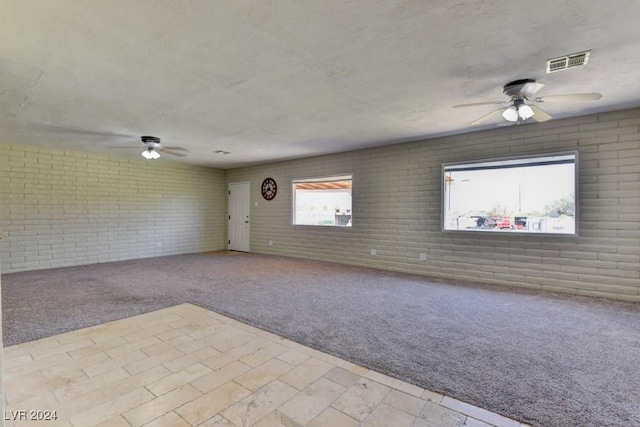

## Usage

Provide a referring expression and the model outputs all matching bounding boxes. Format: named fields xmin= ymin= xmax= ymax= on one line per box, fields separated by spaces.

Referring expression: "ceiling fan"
xmin=453 ymin=79 xmax=603 ymax=125
xmin=139 ymin=136 xmax=188 ymax=159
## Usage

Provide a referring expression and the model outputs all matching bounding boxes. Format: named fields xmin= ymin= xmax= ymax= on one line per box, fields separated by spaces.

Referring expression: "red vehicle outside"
xmin=497 ymin=216 xmax=512 ymax=229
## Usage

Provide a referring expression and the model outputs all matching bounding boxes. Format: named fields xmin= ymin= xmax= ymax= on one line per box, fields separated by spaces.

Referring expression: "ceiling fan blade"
xmin=530 ymin=105 xmax=552 ymax=122
xmin=453 ymin=100 xmax=508 ymax=108
xmin=159 ymin=147 xmax=188 ymax=157
xmin=535 ymin=92 xmax=603 ymax=103
xmin=470 ymin=108 xmax=506 ymax=125
xmin=161 ymin=145 xmax=188 ymax=151
xmin=14 ymin=121 xmax=135 ymax=138
xmin=521 ymin=82 xmax=545 ymax=98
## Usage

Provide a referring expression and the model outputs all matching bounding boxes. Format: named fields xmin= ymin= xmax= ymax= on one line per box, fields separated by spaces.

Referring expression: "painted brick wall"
xmin=225 ymin=108 xmax=640 ymax=302
xmin=0 ymin=144 xmax=226 ymax=273
xmin=0 ymin=272 xmax=4 ymax=423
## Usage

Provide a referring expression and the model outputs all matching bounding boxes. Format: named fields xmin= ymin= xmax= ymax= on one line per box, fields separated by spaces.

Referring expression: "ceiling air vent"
xmin=546 ymin=50 xmax=591 ymax=73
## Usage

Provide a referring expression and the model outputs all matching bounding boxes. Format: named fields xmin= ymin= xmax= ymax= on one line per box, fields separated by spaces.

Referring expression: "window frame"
xmin=441 ymin=150 xmax=579 ymax=236
xmin=292 ymin=173 xmax=353 ymax=227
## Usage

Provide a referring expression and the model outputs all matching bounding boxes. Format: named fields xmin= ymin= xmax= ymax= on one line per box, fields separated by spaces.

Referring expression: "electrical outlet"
xmin=370 ymin=249 xmax=377 ymax=256
xmin=420 ymin=253 xmax=427 ymax=261
xmin=269 ymin=240 xmax=273 ymax=246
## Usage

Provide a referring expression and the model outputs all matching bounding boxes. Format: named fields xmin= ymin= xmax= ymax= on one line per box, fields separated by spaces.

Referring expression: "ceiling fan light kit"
xmin=141 ymin=148 xmax=161 ymax=159
xmin=518 ymin=104 xmax=534 ymax=120
xmin=502 ymin=105 xmax=519 ymax=122
xmin=502 ymin=99 xmax=535 ymax=122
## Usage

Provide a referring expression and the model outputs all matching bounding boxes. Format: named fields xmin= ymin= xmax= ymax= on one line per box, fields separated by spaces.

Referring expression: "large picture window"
xmin=442 ymin=152 xmax=577 ymax=235
xmin=293 ymin=175 xmax=352 ymax=226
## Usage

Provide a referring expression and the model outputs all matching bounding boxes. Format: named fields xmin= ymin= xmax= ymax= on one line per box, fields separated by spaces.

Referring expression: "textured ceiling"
xmin=2 ymin=0 xmax=640 ymax=168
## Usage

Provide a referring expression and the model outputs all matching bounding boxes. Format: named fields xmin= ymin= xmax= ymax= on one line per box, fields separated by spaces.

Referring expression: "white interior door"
xmin=228 ymin=182 xmax=250 ymax=252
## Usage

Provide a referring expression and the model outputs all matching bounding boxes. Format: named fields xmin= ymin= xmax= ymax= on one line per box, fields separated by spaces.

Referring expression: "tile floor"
xmin=4 ymin=304 xmax=532 ymax=427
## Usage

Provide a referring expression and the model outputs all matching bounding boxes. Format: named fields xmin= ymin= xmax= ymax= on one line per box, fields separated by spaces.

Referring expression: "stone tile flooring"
xmin=4 ymin=304 xmax=532 ymax=427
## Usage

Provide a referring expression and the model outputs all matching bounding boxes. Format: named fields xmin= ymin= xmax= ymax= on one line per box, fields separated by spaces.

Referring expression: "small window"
xmin=442 ymin=152 xmax=578 ymax=235
xmin=293 ymin=175 xmax=352 ymax=226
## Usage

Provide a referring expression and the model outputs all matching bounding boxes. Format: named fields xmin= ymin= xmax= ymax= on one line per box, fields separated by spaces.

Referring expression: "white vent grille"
xmin=546 ymin=51 xmax=591 ymax=73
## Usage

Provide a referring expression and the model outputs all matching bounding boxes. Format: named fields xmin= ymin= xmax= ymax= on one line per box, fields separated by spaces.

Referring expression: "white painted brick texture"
xmin=0 ymin=144 xmax=226 ymax=273
xmin=225 ymin=108 xmax=640 ymax=302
